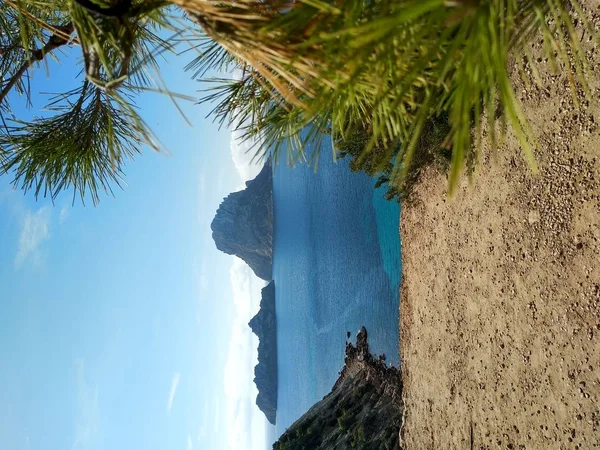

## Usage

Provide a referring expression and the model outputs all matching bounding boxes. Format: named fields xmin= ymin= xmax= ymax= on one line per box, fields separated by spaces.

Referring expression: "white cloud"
xmin=222 ymin=258 xmax=267 ymax=450
xmin=230 ymin=130 xmax=263 ymax=184
xmin=198 ymin=175 xmax=207 ymax=198
xmin=196 ymin=174 xmax=208 ymax=226
xmin=216 ymin=167 xmax=228 ymax=194
xmin=187 ymin=435 xmax=193 ymax=450
xmin=59 ymin=206 xmax=69 ymax=224
xmin=15 ymin=206 xmax=51 ymax=269
xmin=197 ymin=259 xmax=209 ymax=291
xmin=198 ymin=274 xmax=208 ymax=291
xmin=71 ymin=359 xmax=99 ymax=450
xmin=196 ymin=399 xmax=209 ymax=439
xmin=214 ymin=395 xmax=221 ymax=433
xmin=167 ymin=372 xmax=181 ymax=414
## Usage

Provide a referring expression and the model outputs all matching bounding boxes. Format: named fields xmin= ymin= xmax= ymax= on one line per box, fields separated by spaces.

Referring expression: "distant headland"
xmin=211 ymin=161 xmax=273 ymax=281
xmin=211 ymin=161 xmax=278 ymax=424
xmin=249 ymin=281 xmax=277 ymax=424
xmin=273 ymin=327 xmax=403 ymax=449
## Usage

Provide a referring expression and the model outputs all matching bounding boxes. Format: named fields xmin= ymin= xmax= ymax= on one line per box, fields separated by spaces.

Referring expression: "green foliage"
xmin=0 ymin=0 xmax=178 ymax=204
xmin=274 ymin=421 xmax=322 ymax=450
xmin=0 ymin=0 xmax=595 ymax=204
xmin=0 ymin=82 xmax=149 ymax=204
xmin=193 ymin=0 xmax=594 ymax=195
xmin=350 ymin=424 xmax=366 ymax=448
xmin=336 ymin=113 xmax=451 ymax=202
xmin=337 ymin=406 xmax=351 ymax=431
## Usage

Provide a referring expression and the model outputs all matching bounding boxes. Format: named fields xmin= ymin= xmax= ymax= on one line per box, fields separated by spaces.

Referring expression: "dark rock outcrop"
xmin=249 ymin=281 xmax=278 ymax=424
xmin=211 ymin=162 xmax=273 ymax=281
xmin=273 ymin=328 xmax=402 ymax=450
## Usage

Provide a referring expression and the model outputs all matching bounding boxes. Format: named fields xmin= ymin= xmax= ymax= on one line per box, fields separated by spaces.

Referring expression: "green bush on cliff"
xmin=350 ymin=424 xmax=366 ymax=448
xmin=337 ymin=407 xmax=351 ymax=431
xmin=336 ymin=113 xmax=452 ymax=202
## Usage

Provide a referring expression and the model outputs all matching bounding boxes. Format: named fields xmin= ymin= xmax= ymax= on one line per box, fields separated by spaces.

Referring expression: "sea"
xmin=270 ymin=137 xmax=402 ymax=438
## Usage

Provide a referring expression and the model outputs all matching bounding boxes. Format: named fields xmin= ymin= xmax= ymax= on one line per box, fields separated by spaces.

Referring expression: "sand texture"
xmin=400 ymin=5 xmax=600 ymax=449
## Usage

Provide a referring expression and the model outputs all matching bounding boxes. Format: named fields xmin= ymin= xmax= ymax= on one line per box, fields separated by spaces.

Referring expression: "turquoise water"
xmin=271 ymin=143 xmax=402 ymax=434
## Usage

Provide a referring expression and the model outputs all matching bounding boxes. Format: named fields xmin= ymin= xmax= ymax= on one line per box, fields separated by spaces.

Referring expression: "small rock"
xmin=528 ymin=210 xmax=541 ymax=224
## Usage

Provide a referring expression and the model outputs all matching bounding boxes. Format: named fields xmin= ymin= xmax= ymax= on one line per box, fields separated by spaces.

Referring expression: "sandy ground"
xmin=399 ymin=7 xmax=600 ymax=450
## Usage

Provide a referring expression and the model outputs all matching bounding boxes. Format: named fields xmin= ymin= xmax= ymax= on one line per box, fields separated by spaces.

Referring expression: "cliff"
xmin=249 ymin=281 xmax=278 ymax=424
xmin=211 ymin=162 xmax=273 ymax=281
xmin=273 ymin=328 xmax=402 ymax=450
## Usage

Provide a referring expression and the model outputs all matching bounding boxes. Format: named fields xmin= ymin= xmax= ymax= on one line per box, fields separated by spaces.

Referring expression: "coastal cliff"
xmin=211 ymin=162 xmax=273 ymax=281
xmin=249 ymin=281 xmax=278 ymax=424
xmin=212 ymin=162 xmax=277 ymax=423
xmin=273 ymin=328 xmax=402 ymax=450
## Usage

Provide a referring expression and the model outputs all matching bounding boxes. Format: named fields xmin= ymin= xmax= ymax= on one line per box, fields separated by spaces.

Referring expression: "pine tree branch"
xmin=0 ymin=23 xmax=74 ymax=106
xmin=73 ymin=0 xmax=132 ymax=17
xmin=3 ymin=0 xmax=74 ymax=42
xmin=0 ymin=61 xmax=28 ymax=106
xmin=72 ymin=0 xmax=168 ymax=19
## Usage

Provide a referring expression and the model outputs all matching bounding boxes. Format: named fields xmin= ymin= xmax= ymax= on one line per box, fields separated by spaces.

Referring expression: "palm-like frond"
xmin=183 ymin=0 xmax=592 ymax=194
xmin=0 ymin=0 xmax=595 ymax=203
xmin=182 ymin=33 xmax=237 ymax=80
xmin=0 ymin=81 xmax=155 ymax=204
xmin=0 ymin=0 xmax=72 ymax=109
xmin=0 ymin=0 xmax=177 ymax=203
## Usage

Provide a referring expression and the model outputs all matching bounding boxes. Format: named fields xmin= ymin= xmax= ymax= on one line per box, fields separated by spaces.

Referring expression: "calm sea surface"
xmin=272 ymin=141 xmax=402 ymax=435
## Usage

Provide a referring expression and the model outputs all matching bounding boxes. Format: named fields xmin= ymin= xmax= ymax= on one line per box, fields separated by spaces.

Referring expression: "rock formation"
xmin=211 ymin=162 xmax=273 ymax=281
xmin=273 ymin=327 xmax=403 ymax=450
xmin=249 ymin=281 xmax=278 ymax=424
xmin=212 ymin=162 xmax=277 ymax=423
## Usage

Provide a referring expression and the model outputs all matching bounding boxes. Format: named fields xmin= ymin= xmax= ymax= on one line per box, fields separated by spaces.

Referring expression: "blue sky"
xmin=0 ymin=32 xmax=268 ymax=450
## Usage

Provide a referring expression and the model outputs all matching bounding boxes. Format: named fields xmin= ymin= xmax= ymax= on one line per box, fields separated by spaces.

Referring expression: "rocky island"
xmin=211 ymin=162 xmax=278 ymax=424
xmin=211 ymin=161 xmax=273 ymax=281
xmin=249 ymin=281 xmax=277 ymax=424
xmin=273 ymin=328 xmax=402 ymax=450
